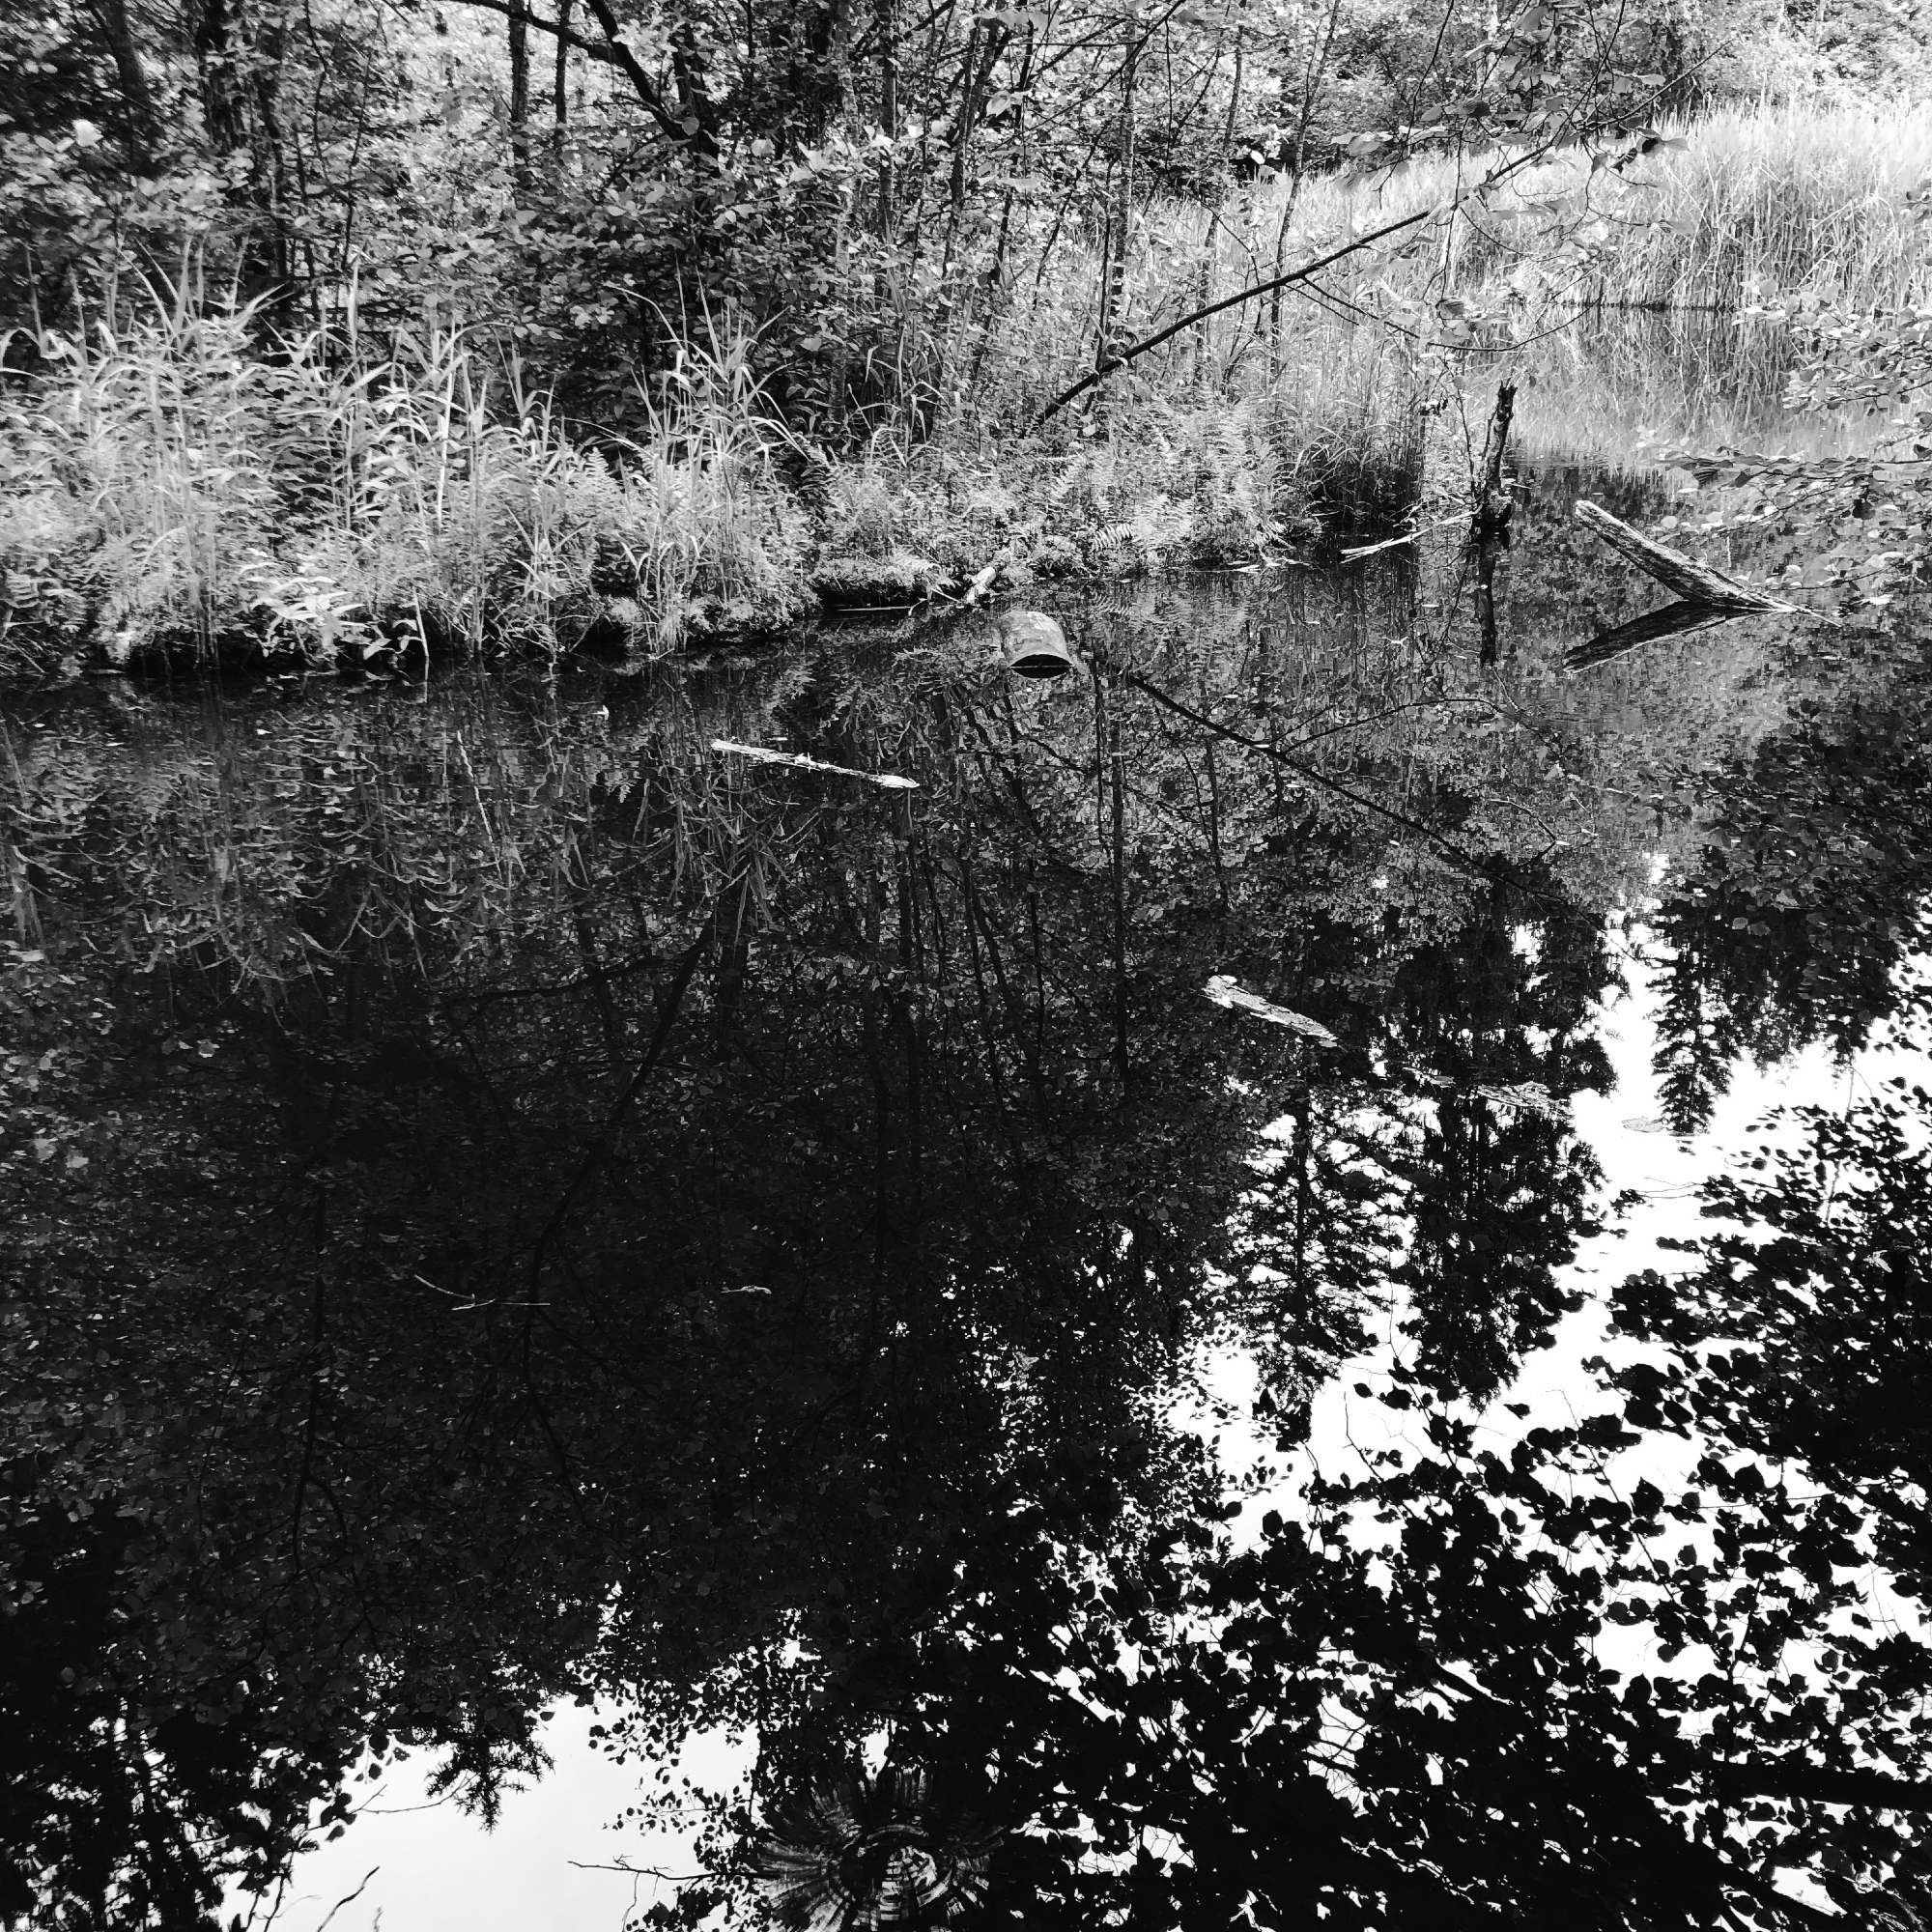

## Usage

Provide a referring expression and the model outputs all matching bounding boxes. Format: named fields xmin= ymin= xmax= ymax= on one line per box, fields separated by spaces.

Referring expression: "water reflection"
xmin=6 ymin=505 xmax=1932 ymax=1928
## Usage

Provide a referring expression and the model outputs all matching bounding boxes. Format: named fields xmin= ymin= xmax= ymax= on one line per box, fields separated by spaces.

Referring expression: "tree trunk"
xmin=189 ymin=0 xmax=293 ymax=311
xmin=1471 ymin=381 xmax=1515 ymax=666
xmin=508 ymin=0 xmax=532 ymax=199
xmin=668 ymin=4 xmax=719 ymax=153
xmin=1193 ymin=20 xmax=1242 ymax=389
xmin=1108 ymin=682 xmax=1130 ymax=1091
xmin=877 ymin=0 xmax=897 ymax=239
xmin=1268 ymin=0 xmax=1344 ymax=373
xmin=949 ymin=20 xmax=983 ymax=215
xmin=962 ymin=16 xmax=1033 ymax=404
xmin=552 ymin=0 xmax=573 ymax=161
xmin=1095 ymin=45 xmax=1137 ymax=377
xmin=191 ymin=0 xmax=248 ymax=158
xmin=85 ymin=0 xmax=159 ymax=170
xmin=251 ymin=14 xmax=296 ymax=314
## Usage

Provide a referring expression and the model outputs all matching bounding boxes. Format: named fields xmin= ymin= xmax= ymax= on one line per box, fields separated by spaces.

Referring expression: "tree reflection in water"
xmin=7 ymin=521 xmax=1932 ymax=1928
xmin=747 ymin=1768 xmax=1000 ymax=1932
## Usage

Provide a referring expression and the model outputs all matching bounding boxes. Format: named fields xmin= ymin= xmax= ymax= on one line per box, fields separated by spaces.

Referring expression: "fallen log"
xmin=1568 ymin=500 xmax=1800 ymax=669
xmin=1573 ymin=500 xmax=1798 ymax=611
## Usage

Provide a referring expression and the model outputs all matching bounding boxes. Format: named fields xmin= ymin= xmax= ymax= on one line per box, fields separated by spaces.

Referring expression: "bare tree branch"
xmin=1035 ymin=200 xmax=1441 ymax=422
xmin=451 ymin=0 xmax=701 ymax=148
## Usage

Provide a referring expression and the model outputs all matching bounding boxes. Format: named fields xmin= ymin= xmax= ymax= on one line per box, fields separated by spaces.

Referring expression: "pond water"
xmin=9 ymin=450 xmax=1932 ymax=1930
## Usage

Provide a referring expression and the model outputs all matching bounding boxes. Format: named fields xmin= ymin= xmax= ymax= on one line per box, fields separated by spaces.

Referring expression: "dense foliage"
xmin=0 ymin=0 xmax=1802 ymax=398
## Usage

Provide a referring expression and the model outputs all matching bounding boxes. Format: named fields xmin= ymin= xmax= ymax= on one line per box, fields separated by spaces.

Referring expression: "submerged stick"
xmin=711 ymin=740 xmax=920 ymax=789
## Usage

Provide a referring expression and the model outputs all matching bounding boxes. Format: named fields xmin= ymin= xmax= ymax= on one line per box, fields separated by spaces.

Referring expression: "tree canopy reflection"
xmin=5 ymin=542 xmax=1931 ymax=1928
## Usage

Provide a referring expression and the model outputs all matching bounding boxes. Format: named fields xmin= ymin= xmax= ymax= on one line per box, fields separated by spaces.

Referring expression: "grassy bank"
xmin=0 ymin=303 xmax=818 ymax=671
xmin=1 ymin=99 xmax=1922 ymax=677
xmin=0 ymin=298 xmax=1411 ymax=673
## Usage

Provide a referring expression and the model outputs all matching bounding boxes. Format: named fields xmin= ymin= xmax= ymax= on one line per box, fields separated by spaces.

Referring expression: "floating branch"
xmin=1205 ymin=976 xmax=1339 ymax=1043
xmin=1339 ymin=512 xmax=1472 ymax=562
xmin=711 ymin=741 xmax=920 ymax=789
xmin=1473 ymin=1079 xmax=1566 ymax=1122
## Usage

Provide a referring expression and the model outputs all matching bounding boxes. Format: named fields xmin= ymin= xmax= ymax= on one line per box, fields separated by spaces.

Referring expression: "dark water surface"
xmin=10 ymin=477 xmax=1932 ymax=1931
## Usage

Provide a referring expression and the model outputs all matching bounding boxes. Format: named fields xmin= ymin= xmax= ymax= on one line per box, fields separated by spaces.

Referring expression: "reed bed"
xmin=1571 ymin=103 xmax=1932 ymax=310
xmin=1268 ymin=100 xmax=1932 ymax=314
xmin=0 ymin=292 xmax=810 ymax=671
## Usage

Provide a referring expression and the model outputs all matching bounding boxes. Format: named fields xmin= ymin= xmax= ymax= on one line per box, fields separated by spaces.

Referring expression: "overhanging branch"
xmin=1035 ymin=201 xmax=1442 ymax=424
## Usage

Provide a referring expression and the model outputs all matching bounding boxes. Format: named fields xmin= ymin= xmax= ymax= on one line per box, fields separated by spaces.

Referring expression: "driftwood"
xmin=1568 ymin=500 xmax=1799 ymax=669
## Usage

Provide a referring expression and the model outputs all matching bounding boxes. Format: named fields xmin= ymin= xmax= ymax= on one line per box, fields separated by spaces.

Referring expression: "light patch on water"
xmin=249 ymin=1706 xmax=749 ymax=1932
xmin=1209 ymin=923 xmax=1931 ymax=1609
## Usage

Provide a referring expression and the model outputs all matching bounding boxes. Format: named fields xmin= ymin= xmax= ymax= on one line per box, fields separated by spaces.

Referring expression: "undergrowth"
xmin=1 ymin=99 xmax=1925 ymax=676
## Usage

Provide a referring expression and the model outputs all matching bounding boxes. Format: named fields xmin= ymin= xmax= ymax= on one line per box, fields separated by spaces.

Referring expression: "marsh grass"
xmin=1292 ymin=99 xmax=1932 ymax=314
xmin=0 ymin=286 xmax=810 ymax=673
xmin=598 ymin=324 xmax=814 ymax=651
xmin=1560 ymin=103 xmax=1932 ymax=311
xmin=1464 ymin=308 xmax=1897 ymax=475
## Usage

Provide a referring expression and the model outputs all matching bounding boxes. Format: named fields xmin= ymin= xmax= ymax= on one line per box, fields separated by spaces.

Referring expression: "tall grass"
xmin=1586 ymin=103 xmax=1932 ymax=310
xmin=0 ymin=285 xmax=810 ymax=673
xmin=1278 ymin=100 xmax=1932 ymax=314
xmin=603 ymin=323 xmax=812 ymax=651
